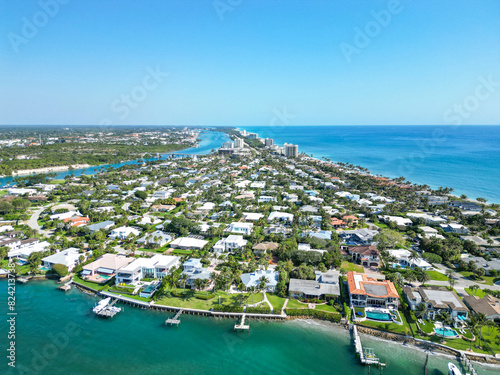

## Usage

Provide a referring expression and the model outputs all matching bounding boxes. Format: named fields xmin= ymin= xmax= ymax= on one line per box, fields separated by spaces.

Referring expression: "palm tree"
xmin=476 ymin=313 xmax=487 ymax=349
xmin=468 ymin=316 xmax=479 ymax=351
xmin=415 ymin=302 xmax=428 ymax=320
xmin=416 ymin=270 xmax=430 ymax=286
xmin=258 ymin=276 xmax=269 ymax=293
xmin=194 ymin=278 xmax=204 ymax=292
xmin=469 ymin=285 xmax=479 ymax=296
xmin=179 ymin=273 xmax=189 ymax=292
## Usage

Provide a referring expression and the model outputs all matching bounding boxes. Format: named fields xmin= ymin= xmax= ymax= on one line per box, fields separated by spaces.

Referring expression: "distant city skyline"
xmin=1 ymin=0 xmax=499 ymax=126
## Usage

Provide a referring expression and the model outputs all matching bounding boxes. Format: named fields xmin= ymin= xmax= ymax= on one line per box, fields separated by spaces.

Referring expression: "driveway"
xmin=26 ymin=203 xmax=55 ymax=235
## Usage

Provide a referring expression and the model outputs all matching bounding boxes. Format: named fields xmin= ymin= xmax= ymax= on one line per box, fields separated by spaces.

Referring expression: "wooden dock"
xmin=351 ymin=325 xmax=386 ymax=367
xmin=58 ymin=282 xmax=71 ymax=292
xmin=460 ymin=352 xmax=477 ymax=375
xmin=234 ymin=314 xmax=250 ymax=331
xmin=165 ymin=309 xmax=183 ymax=326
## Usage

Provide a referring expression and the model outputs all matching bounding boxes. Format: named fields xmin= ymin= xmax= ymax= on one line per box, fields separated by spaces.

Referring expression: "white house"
xmin=169 ymin=237 xmax=208 ymax=250
xmin=407 ymin=213 xmax=446 ymax=225
xmin=226 ymin=222 xmax=253 ymax=235
xmin=440 ymin=223 xmax=469 ymax=234
xmin=268 ymin=211 xmax=294 ymax=224
xmin=240 ymin=269 xmax=278 ymax=292
xmin=109 ymin=226 xmax=141 ymax=240
xmin=386 ymin=249 xmax=432 ymax=270
xmin=242 ymin=212 xmax=264 ymax=222
xmin=115 ymin=255 xmax=181 ymax=284
xmin=41 ymin=248 xmax=82 ymax=272
xmin=213 ymin=235 xmax=248 ymax=254
xmin=258 ymin=196 xmax=277 ymax=203
xmin=379 ymin=215 xmax=413 ymax=227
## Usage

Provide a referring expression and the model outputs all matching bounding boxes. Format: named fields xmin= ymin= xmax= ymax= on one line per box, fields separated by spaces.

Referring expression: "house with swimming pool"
xmin=81 ymin=253 xmax=134 ymax=283
xmin=346 ymin=271 xmax=399 ymax=310
xmin=403 ymin=286 xmax=469 ymax=327
xmin=115 ymin=255 xmax=181 ymax=285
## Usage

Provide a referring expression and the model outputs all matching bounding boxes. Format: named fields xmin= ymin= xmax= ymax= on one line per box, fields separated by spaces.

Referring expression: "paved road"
xmin=26 ymin=203 xmax=54 ymax=235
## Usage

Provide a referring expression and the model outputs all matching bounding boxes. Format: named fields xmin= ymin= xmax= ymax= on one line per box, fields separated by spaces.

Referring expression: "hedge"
xmin=246 ymin=306 xmax=271 ymax=314
xmin=213 ymin=305 xmax=244 ymax=313
xmin=195 ymin=293 xmax=216 ymax=300
xmin=285 ymin=308 xmax=342 ymax=322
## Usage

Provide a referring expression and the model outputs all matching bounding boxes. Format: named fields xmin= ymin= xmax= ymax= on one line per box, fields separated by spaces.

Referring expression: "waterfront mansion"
xmin=346 ymin=271 xmax=399 ymax=309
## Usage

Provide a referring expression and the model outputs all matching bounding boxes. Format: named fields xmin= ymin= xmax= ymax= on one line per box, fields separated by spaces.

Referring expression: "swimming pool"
xmin=434 ymin=328 xmax=459 ymax=337
xmin=99 ymin=275 xmax=111 ymax=280
xmin=366 ymin=310 xmax=393 ymax=321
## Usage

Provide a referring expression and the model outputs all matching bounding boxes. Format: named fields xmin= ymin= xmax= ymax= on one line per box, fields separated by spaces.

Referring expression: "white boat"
xmin=92 ymin=297 xmax=111 ymax=314
xmin=448 ymin=362 xmax=462 ymax=375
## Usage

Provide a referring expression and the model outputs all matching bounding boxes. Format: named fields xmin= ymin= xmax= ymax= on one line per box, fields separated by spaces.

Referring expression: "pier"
xmin=234 ymin=314 xmax=249 ymax=331
xmin=460 ymin=352 xmax=478 ymax=375
xmin=351 ymin=325 xmax=386 ymax=368
xmin=165 ymin=310 xmax=183 ymax=326
xmin=58 ymin=282 xmax=71 ymax=291
xmin=94 ymin=298 xmax=122 ymax=318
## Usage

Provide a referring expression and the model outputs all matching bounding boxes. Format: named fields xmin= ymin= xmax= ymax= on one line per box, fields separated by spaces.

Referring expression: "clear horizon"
xmin=1 ymin=0 xmax=499 ymax=126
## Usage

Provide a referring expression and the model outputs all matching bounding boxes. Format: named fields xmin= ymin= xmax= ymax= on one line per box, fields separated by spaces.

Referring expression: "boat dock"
xmin=460 ymin=353 xmax=477 ymax=375
xmin=165 ymin=310 xmax=183 ymax=326
xmin=94 ymin=298 xmax=122 ymax=318
xmin=234 ymin=314 xmax=249 ymax=331
xmin=58 ymin=282 xmax=71 ymax=291
xmin=351 ymin=325 xmax=386 ymax=368
xmin=17 ymin=277 xmax=29 ymax=284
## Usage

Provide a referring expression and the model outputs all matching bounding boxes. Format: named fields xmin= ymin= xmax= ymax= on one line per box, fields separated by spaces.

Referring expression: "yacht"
xmin=448 ymin=362 xmax=462 ymax=375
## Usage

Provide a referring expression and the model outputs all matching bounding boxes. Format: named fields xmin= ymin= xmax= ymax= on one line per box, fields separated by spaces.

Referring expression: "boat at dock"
xmin=93 ymin=297 xmax=111 ymax=314
xmin=448 ymin=362 xmax=462 ymax=375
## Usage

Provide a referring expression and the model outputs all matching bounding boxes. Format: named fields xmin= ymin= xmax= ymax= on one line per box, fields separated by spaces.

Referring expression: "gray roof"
xmin=87 ymin=221 xmax=115 ymax=231
xmin=289 ymin=278 xmax=340 ymax=297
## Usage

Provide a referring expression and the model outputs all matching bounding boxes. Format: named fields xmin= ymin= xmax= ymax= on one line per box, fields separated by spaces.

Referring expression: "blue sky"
xmin=1 ymin=0 xmax=499 ymax=126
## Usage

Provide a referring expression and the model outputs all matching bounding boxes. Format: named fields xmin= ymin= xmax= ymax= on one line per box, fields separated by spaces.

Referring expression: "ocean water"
xmin=240 ymin=125 xmax=500 ymax=203
xmin=1 ymin=280 xmax=498 ymax=375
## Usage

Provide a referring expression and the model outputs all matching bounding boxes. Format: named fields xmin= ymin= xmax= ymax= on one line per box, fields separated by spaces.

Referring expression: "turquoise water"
xmin=0 ymin=131 xmax=231 ymax=186
xmin=241 ymin=125 xmax=500 ymax=202
xmin=1 ymin=280 xmax=498 ymax=375
xmin=366 ymin=310 xmax=393 ymax=321
xmin=434 ymin=328 xmax=459 ymax=337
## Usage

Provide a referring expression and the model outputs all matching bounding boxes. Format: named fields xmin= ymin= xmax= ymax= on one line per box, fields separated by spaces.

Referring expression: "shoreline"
xmin=69 ymin=280 xmax=500 ymax=366
xmin=10 ymin=164 xmax=92 ymax=176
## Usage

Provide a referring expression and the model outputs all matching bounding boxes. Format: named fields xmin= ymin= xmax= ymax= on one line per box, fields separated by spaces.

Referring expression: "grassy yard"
xmin=73 ymin=275 xmax=112 ymax=291
xmin=106 ymin=291 xmax=151 ymax=302
xmin=266 ymin=293 xmax=287 ymax=312
xmin=286 ymin=298 xmax=308 ymax=309
xmin=155 ymin=287 xmax=263 ymax=311
xmin=425 ymin=270 xmax=448 ymax=281
xmin=358 ymin=316 xmax=413 ymax=335
xmin=315 ymin=304 xmax=340 ymax=313
xmin=465 ymin=287 xmax=487 ymax=298
xmin=341 ymin=261 xmax=364 ymax=273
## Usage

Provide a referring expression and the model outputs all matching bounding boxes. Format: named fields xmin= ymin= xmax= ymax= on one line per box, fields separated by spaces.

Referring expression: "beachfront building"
xmin=181 ymin=259 xmax=213 ymax=288
xmin=289 ymin=270 xmax=340 ymax=301
xmin=403 ymin=286 xmax=468 ymax=327
xmin=81 ymin=253 xmax=134 ymax=283
xmin=115 ymin=255 xmax=181 ymax=285
xmin=169 ymin=237 xmax=208 ymax=250
xmin=346 ymin=271 xmax=399 ymax=309
xmin=7 ymin=240 xmax=50 ymax=263
xmin=240 ymin=269 xmax=278 ymax=292
xmin=41 ymin=248 xmax=83 ymax=272
xmin=463 ymin=295 xmax=500 ymax=322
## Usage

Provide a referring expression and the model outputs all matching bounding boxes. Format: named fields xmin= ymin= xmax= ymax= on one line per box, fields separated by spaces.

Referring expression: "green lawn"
xmin=155 ymin=287 xmax=263 ymax=311
xmin=358 ymin=314 xmax=413 ymax=335
xmin=341 ymin=261 xmax=364 ymax=273
xmin=374 ymin=222 xmax=389 ymax=229
xmin=106 ymin=291 xmax=151 ymax=302
xmin=286 ymin=298 xmax=308 ymax=309
xmin=465 ymin=287 xmax=487 ymax=298
xmin=73 ymin=275 xmax=112 ymax=291
xmin=0 ymin=189 xmax=8 ymax=196
xmin=266 ymin=293 xmax=287 ymax=312
xmin=315 ymin=304 xmax=340 ymax=313
xmin=425 ymin=270 xmax=448 ymax=281
xmin=171 ymin=249 xmax=193 ymax=256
